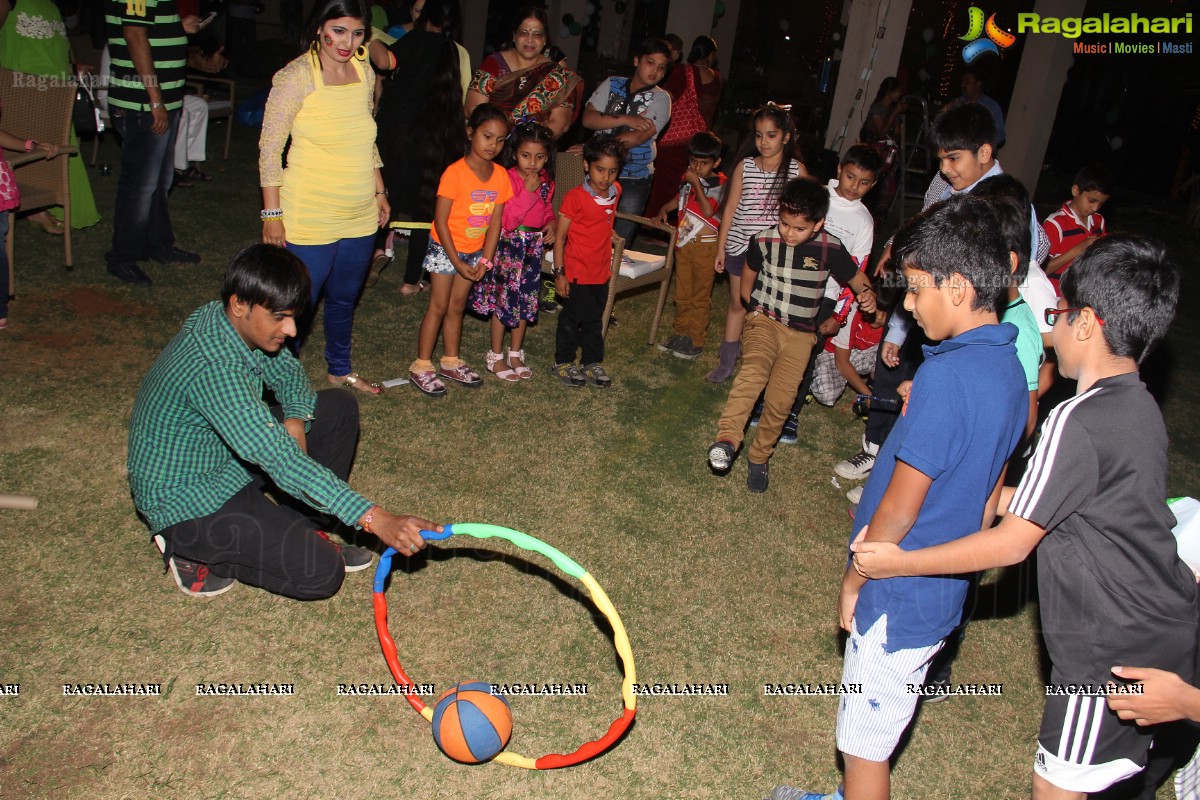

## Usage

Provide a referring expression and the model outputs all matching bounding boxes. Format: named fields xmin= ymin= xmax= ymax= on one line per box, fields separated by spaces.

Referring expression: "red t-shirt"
xmin=1042 ymin=201 xmax=1105 ymax=274
xmin=560 ymin=182 xmax=622 ymax=284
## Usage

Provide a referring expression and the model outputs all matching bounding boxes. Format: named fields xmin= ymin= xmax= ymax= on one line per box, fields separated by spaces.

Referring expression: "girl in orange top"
xmin=409 ymin=104 xmax=513 ymax=397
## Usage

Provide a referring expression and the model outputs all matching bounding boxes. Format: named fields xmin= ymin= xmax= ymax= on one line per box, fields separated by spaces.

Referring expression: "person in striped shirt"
xmin=852 ymin=235 xmax=1196 ymax=800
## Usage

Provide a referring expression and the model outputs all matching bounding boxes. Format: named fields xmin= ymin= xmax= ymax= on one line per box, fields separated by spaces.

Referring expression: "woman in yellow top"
xmin=259 ymin=0 xmax=388 ymax=394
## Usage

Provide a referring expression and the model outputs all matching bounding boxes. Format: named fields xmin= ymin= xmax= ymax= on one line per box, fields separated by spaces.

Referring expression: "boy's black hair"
xmin=778 ymin=177 xmax=830 ymax=222
xmin=583 ymin=134 xmax=627 ymax=170
xmin=687 ymin=131 xmax=722 ymax=161
xmin=930 ymin=102 xmax=998 ymax=152
xmin=1060 ymin=234 xmax=1179 ymax=364
xmin=634 ymin=36 xmax=673 ymax=59
xmin=222 ymin=244 xmax=312 ymax=313
xmin=891 ymin=193 xmax=1009 ymax=311
xmin=973 ymin=173 xmax=1032 ymax=284
xmin=840 ymin=144 xmax=882 ymax=176
xmin=1072 ymin=163 xmax=1114 ymax=196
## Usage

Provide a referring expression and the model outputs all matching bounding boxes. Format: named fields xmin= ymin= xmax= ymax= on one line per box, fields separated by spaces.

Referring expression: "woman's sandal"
xmin=30 ymin=212 xmax=65 ymax=235
xmin=364 ymin=252 xmax=390 ymax=289
xmin=410 ymin=369 xmax=446 ymax=397
xmin=182 ymin=166 xmax=213 ymax=182
xmin=328 ymin=372 xmax=383 ymax=395
xmin=507 ymin=349 xmax=533 ymax=379
xmin=399 ymin=280 xmax=428 ymax=297
xmin=487 ymin=350 xmax=519 ymax=382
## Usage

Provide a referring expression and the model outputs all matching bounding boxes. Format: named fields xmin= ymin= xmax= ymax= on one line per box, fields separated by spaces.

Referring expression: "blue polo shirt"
xmin=851 ymin=323 xmax=1026 ymax=651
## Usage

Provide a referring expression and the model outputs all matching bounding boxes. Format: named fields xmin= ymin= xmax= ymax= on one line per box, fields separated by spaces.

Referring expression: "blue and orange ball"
xmin=431 ymin=681 xmax=513 ymax=763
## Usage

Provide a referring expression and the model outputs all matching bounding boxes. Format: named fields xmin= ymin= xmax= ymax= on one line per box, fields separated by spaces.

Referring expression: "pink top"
xmin=0 ymin=100 xmax=18 ymax=212
xmin=501 ymin=167 xmax=555 ymax=232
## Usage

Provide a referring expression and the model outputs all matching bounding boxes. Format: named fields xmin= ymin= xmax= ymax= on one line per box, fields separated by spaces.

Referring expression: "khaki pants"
xmin=671 ymin=238 xmax=719 ymax=346
xmin=716 ymin=311 xmax=817 ymax=464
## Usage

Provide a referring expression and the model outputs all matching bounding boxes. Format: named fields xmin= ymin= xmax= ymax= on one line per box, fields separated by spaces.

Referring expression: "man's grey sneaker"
xmin=834 ymin=439 xmax=878 ymax=480
xmin=552 ymin=362 xmax=586 ymax=387
xmin=747 ymin=460 xmax=770 ymax=493
xmin=673 ymin=340 xmax=703 ymax=359
xmin=154 ymin=535 xmax=235 ymax=597
xmin=582 ymin=363 xmax=612 ymax=387
xmin=657 ymin=334 xmax=686 ymax=353
xmin=707 ymin=440 xmax=735 ymax=472
xmin=316 ymin=530 xmax=374 ymax=572
xmin=778 ymin=413 xmax=799 ymax=444
xmin=921 ymin=675 xmax=953 ymax=704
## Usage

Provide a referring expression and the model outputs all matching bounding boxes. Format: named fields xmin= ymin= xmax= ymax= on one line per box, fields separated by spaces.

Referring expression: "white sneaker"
xmin=834 ymin=436 xmax=879 ymax=480
xmin=846 ymin=485 xmax=863 ymax=504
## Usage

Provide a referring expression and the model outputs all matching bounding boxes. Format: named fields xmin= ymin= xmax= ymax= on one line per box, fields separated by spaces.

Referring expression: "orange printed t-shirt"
xmin=432 ymin=158 xmax=514 ymax=254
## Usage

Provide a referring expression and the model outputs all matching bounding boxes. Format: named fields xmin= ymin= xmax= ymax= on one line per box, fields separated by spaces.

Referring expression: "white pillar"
xmin=710 ymin=0 xmax=741 ymax=67
xmin=824 ymin=0 xmax=912 ymax=154
xmin=547 ymin=0 xmax=588 ymax=68
xmin=666 ymin=0 xmax=717 ymax=57
xmin=1002 ymin=0 xmax=1087 ymax=195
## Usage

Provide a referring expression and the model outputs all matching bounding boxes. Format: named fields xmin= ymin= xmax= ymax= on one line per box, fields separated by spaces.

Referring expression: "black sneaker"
xmin=747 ymin=460 xmax=770 ymax=493
xmin=316 ymin=530 xmax=374 ymax=572
xmin=541 ymin=280 xmax=559 ymax=313
xmin=152 ymin=247 xmax=202 ymax=264
xmin=921 ymin=675 xmax=953 ymax=704
xmin=778 ymin=413 xmax=799 ymax=445
xmin=154 ymin=535 xmax=235 ymax=597
xmin=707 ymin=440 xmax=735 ymax=472
xmin=673 ymin=341 xmax=703 ymax=360
xmin=107 ymin=261 xmax=152 ymax=286
xmin=657 ymin=335 xmax=685 ymax=353
xmin=582 ymin=362 xmax=612 ymax=387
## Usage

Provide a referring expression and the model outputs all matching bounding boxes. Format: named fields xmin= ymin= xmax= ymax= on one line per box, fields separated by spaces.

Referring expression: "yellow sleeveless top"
xmin=280 ymin=55 xmax=377 ymax=245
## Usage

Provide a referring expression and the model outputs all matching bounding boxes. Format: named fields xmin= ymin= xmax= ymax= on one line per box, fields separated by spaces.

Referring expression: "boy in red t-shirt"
xmin=1042 ymin=163 xmax=1112 ymax=286
xmin=551 ymin=136 xmax=625 ymax=387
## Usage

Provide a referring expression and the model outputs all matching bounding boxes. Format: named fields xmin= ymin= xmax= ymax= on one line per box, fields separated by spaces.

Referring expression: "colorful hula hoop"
xmin=372 ymin=523 xmax=638 ymax=769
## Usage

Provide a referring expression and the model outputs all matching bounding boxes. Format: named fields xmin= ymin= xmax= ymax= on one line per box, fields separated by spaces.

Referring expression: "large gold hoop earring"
xmin=355 ymin=45 xmax=367 ymax=60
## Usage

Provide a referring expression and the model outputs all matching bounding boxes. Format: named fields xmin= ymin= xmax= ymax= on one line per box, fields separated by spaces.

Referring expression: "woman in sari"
xmin=463 ymin=6 xmax=581 ymax=140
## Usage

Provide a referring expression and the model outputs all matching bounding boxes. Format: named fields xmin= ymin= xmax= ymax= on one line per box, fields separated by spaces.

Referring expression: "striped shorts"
xmin=835 ymin=614 xmax=943 ymax=762
xmin=1034 ymin=690 xmax=1150 ymax=792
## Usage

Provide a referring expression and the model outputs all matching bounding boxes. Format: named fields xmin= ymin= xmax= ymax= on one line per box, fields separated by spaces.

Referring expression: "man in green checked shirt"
xmin=128 ymin=245 xmax=441 ymax=598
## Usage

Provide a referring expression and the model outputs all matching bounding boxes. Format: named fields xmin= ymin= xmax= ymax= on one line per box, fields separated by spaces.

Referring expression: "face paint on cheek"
xmin=323 ymin=35 xmax=334 ymax=45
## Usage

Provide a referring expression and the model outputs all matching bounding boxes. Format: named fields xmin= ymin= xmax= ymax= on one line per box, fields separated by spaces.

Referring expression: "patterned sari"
xmin=469 ymin=53 xmax=583 ymax=127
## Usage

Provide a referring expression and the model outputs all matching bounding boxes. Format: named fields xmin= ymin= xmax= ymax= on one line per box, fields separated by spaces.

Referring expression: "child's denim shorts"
xmin=423 ymin=239 xmax=483 ymax=276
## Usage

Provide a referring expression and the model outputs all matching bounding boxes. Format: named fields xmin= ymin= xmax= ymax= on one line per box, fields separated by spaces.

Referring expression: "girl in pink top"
xmin=470 ymin=121 xmax=557 ymax=381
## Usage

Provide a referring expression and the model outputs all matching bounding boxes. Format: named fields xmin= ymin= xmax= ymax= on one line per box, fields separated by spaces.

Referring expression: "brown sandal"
xmin=328 ymin=373 xmax=383 ymax=395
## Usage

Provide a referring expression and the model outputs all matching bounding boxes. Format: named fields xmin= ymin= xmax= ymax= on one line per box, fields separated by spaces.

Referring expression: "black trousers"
xmin=555 ymin=281 xmax=608 ymax=366
xmin=157 ymin=389 xmax=361 ymax=600
xmin=864 ymin=312 xmax=926 ymax=447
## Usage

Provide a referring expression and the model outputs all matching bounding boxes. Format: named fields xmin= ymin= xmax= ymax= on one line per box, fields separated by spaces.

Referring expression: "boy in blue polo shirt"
xmin=771 ymin=194 xmax=1026 ymax=800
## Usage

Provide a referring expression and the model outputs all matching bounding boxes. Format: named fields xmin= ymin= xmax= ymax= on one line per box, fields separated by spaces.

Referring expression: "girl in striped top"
xmin=707 ymin=104 xmax=807 ymax=382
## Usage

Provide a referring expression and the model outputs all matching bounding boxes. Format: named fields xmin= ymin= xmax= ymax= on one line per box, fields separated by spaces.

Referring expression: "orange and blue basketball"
xmin=431 ymin=681 xmax=513 ymax=763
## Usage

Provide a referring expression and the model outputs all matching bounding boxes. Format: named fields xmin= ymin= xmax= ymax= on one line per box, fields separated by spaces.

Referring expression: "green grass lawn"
xmin=0 ymin=125 xmax=1195 ymax=799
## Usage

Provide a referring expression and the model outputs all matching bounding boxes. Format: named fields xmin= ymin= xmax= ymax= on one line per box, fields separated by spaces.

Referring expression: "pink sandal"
xmin=410 ymin=369 xmax=446 ymax=397
xmin=507 ymin=349 xmax=533 ymax=379
xmin=486 ymin=350 xmax=519 ymax=382
xmin=438 ymin=361 xmax=483 ymax=388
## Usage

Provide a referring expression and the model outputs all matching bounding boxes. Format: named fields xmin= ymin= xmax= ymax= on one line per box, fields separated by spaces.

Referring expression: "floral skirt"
xmin=469 ymin=229 xmax=543 ymax=327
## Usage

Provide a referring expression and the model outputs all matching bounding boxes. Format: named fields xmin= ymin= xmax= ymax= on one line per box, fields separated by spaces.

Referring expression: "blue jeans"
xmin=106 ymin=107 xmax=180 ymax=265
xmin=614 ymin=175 xmax=651 ymax=245
xmin=288 ymin=234 xmax=375 ymax=376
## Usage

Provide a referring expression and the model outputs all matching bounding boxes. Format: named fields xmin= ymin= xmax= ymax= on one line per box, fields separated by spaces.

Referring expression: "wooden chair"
xmin=0 ymin=68 xmax=78 ymax=270
xmin=4 ymin=151 xmax=48 ymax=304
xmin=185 ymin=72 xmax=237 ymax=160
xmin=603 ymin=213 xmax=677 ymax=344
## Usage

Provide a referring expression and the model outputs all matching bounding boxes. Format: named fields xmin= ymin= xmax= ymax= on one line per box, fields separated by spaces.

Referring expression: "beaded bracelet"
xmin=24 ymin=139 xmax=34 ymax=152
xmin=260 ymin=208 xmax=284 ymax=221
xmin=361 ymin=506 xmax=377 ymax=534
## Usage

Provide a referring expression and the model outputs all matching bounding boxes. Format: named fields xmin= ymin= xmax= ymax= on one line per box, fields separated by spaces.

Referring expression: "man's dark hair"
xmin=931 ymin=102 xmax=997 ymax=152
xmin=1072 ymin=163 xmax=1114 ymax=196
xmin=778 ymin=177 xmax=830 ymax=222
xmin=892 ymin=193 xmax=1009 ymax=311
xmin=1060 ymin=234 xmax=1179 ymax=364
xmin=634 ymin=36 xmax=672 ymax=59
xmin=840 ymin=144 xmax=882 ymax=176
xmin=222 ymin=244 xmax=312 ymax=313
xmin=583 ymin=134 xmax=626 ymax=170
xmin=974 ymin=173 xmax=1032 ymax=284
xmin=687 ymin=131 xmax=722 ymax=161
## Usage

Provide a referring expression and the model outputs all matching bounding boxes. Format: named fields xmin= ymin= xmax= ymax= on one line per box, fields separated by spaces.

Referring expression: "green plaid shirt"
xmin=128 ymin=301 xmax=372 ymax=533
